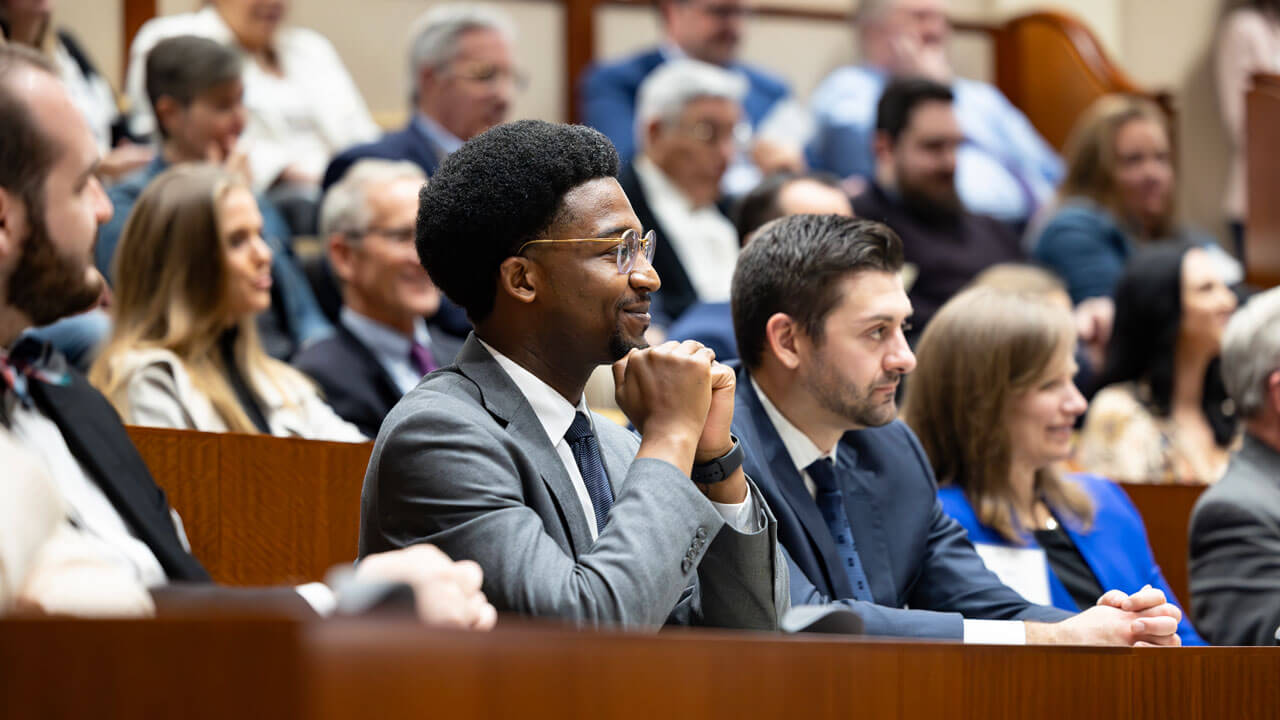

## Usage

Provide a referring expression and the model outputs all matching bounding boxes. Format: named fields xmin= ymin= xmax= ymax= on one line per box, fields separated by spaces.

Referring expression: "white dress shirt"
xmin=340 ymin=308 xmax=434 ymax=395
xmin=633 ymin=156 xmax=739 ymax=304
xmin=751 ymin=378 xmax=1026 ymax=645
xmin=478 ymin=339 xmax=759 ymax=540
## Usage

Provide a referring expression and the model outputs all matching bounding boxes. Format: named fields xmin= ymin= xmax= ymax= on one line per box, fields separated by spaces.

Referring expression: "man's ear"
xmin=497 ymin=256 xmax=538 ymax=305
xmin=154 ymin=96 xmax=182 ymax=140
xmin=1267 ymin=369 xmax=1280 ymax=416
xmin=764 ymin=312 xmax=803 ymax=371
xmin=0 ymin=186 xmax=28 ymax=268
xmin=644 ymin=118 xmax=665 ymax=154
xmin=326 ymin=233 xmax=356 ymax=285
xmin=872 ymin=130 xmax=894 ymax=165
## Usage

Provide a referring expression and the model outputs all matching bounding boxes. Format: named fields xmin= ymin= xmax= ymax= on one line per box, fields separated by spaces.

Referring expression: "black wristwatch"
xmin=690 ymin=435 xmax=744 ymax=484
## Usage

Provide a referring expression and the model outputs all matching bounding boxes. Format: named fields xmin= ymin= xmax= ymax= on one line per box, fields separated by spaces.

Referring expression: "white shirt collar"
xmin=750 ymin=376 xmax=837 ymax=473
xmin=476 ymin=338 xmax=590 ymax=449
xmin=341 ymin=307 xmax=430 ymax=357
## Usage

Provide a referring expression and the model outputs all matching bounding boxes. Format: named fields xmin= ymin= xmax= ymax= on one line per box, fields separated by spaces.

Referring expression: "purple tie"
xmin=409 ymin=341 xmax=438 ymax=376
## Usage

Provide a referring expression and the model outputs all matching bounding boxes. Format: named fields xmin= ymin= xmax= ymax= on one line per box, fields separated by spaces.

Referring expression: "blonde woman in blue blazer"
xmin=903 ymin=284 xmax=1204 ymax=645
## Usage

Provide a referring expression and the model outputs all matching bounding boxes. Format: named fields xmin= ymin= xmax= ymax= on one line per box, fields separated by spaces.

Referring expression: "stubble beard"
xmin=803 ymin=351 xmax=900 ymax=429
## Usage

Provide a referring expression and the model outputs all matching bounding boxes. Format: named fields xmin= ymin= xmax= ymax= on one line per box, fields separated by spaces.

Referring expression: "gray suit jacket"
xmin=1189 ymin=434 xmax=1280 ymax=645
xmin=358 ymin=335 xmax=786 ymax=630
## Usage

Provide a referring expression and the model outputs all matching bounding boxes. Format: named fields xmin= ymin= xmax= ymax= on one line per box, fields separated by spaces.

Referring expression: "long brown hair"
xmin=90 ymin=164 xmax=307 ymax=433
xmin=902 ymin=287 xmax=1094 ymax=544
xmin=1058 ymin=94 xmax=1174 ymax=239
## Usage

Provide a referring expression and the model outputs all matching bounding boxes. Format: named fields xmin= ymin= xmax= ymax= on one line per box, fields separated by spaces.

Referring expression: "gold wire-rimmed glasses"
xmin=516 ymin=228 xmax=657 ymax=275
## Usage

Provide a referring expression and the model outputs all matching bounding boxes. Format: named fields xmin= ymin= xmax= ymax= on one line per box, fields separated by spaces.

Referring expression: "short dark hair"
xmin=416 ymin=120 xmax=619 ymax=322
xmin=0 ymin=45 xmax=59 ymax=214
xmin=732 ymin=214 xmax=904 ymax=369
xmin=733 ymin=171 xmax=844 ymax=245
xmin=145 ymin=35 xmax=243 ymax=140
xmin=875 ymin=76 xmax=954 ymax=143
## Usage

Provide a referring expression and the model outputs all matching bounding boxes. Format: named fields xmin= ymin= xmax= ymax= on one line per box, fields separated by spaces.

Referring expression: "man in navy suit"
xmin=295 ymin=159 xmax=463 ymax=438
xmin=728 ymin=213 xmax=1186 ymax=645
xmin=580 ymin=0 xmax=803 ymax=194
xmin=322 ymin=5 xmax=518 ymax=191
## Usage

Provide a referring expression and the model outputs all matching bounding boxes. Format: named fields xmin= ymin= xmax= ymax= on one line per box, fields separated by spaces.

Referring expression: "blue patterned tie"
xmin=565 ymin=412 xmax=614 ymax=533
xmin=807 ymin=458 xmax=874 ymax=602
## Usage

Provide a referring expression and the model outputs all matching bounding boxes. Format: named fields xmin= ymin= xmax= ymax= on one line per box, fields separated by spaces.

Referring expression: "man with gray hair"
xmin=617 ymin=59 xmax=745 ymax=322
xmin=1189 ymin=287 xmax=1280 ymax=646
xmin=322 ymin=4 xmax=518 ymax=190
xmin=295 ymin=159 xmax=462 ymax=437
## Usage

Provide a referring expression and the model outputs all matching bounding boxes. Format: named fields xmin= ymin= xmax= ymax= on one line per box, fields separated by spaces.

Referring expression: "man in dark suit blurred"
xmin=728 ymin=213 xmax=1186 ymax=645
xmin=1190 ymin=287 xmax=1280 ymax=645
xmin=322 ymin=5 xmax=518 ymax=190
xmin=295 ymin=159 xmax=462 ymax=437
xmin=580 ymin=0 xmax=803 ymax=194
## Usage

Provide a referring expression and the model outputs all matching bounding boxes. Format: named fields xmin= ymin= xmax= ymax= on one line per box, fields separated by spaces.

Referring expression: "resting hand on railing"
xmin=354 ymin=544 xmax=498 ymax=631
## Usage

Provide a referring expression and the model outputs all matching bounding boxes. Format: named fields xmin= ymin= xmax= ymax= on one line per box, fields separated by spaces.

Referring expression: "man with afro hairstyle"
xmin=358 ymin=120 xmax=788 ymax=629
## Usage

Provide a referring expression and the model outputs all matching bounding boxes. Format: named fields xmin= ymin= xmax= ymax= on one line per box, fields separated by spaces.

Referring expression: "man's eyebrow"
xmin=856 ymin=311 xmax=913 ymax=325
xmin=76 ymin=158 xmax=101 ymax=187
xmin=592 ymin=225 xmax=632 ymax=239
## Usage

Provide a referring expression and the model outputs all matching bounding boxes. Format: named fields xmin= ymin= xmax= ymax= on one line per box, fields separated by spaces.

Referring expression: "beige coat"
xmin=111 ymin=347 xmax=365 ymax=442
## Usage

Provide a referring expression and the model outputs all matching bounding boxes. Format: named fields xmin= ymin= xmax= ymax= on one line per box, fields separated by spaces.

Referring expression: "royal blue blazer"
xmin=938 ymin=474 xmax=1205 ymax=645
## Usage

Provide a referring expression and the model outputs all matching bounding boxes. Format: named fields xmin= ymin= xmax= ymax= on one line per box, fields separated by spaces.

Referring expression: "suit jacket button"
xmin=695 ymin=527 xmax=707 ymax=540
xmin=681 ymin=558 xmax=693 ymax=573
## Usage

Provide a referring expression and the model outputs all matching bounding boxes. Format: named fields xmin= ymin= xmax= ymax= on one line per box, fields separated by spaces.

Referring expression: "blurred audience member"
xmin=1216 ymin=0 xmax=1280 ymax=257
xmin=808 ymin=0 xmax=1060 ymax=225
xmin=323 ymin=4 xmax=518 ymax=190
xmin=98 ymin=35 xmax=330 ymax=361
xmin=1077 ymin=244 xmax=1239 ymax=483
xmin=851 ymin=77 xmax=1022 ymax=340
xmin=969 ymin=263 xmax=1108 ymax=395
xmin=1033 ymin=95 xmax=1241 ymax=305
xmin=0 ymin=44 xmax=493 ymax=628
xmin=294 ymin=160 xmax=461 ymax=437
xmin=581 ymin=0 xmax=805 ymax=193
xmin=124 ymin=0 xmax=379 ymax=231
xmin=0 ymin=0 xmax=153 ymax=181
xmin=89 ymin=164 xmax=363 ymax=440
xmin=667 ymin=172 xmax=853 ymax=360
xmin=1190 ymin=286 xmax=1280 ymax=645
xmin=905 ymin=287 xmax=1203 ymax=645
xmin=618 ymin=59 xmax=744 ymax=322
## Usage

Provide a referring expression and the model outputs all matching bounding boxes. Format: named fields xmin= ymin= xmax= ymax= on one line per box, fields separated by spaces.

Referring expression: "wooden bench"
xmin=127 ymin=426 xmax=372 ymax=586
xmin=1247 ymin=72 xmax=1280 ymax=289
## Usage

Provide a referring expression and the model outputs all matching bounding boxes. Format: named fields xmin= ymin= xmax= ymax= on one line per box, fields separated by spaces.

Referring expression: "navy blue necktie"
xmin=565 ymin=412 xmax=614 ymax=533
xmin=807 ymin=458 xmax=874 ymax=602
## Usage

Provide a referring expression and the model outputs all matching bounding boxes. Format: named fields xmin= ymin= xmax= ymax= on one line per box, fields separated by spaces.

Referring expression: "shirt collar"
xmin=634 ymin=155 xmax=699 ymax=213
xmin=750 ymin=376 xmax=837 ymax=472
xmin=476 ymin=338 xmax=589 ymax=448
xmin=413 ymin=113 xmax=465 ymax=157
xmin=341 ymin=307 xmax=429 ymax=359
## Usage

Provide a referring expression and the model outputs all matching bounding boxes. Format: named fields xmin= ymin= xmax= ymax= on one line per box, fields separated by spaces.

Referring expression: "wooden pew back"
xmin=1247 ymin=73 xmax=1280 ymax=289
xmin=127 ymin=426 xmax=372 ymax=586
xmin=1118 ymin=482 xmax=1205 ymax=610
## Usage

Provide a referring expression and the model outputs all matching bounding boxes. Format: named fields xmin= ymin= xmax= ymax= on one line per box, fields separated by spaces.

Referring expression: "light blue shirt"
xmin=339 ymin=307 xmax=433 ymax=395
xmin=412 ymin=112 xmax=464 ymax=159
xmin=807 ymin=66 xmax=1063 ymax=224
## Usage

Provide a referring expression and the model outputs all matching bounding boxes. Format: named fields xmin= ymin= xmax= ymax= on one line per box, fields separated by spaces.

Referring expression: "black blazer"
xmin=29 ymin=367 xmax=209 ymax=583
xmin=616 ymin=162 xmax=697 ymax=323
xmin=293 ymin=321 xmax=464 ymax=438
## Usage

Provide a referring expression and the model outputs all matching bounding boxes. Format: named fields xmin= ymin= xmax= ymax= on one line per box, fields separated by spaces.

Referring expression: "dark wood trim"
xmin=122 ymin=0 xmax=157 ymax=80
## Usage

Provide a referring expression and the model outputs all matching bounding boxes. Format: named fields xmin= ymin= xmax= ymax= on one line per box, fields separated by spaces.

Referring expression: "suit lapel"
xmin=737 ymin=371 xmax=854 ymax=598
xmin=453 ymin=336 xmax=594 ymax=556
xmin=30 ymin=372 xmax=210 ymax=582
xmin=336 ymin=324 xmax=403 ymax=408
xmin=406 ymin=121 xmax=447 ymax=173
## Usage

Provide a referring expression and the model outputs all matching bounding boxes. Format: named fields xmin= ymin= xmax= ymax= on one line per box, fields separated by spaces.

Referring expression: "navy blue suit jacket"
xmin=666 ymin=302 xmax=736 ymax=362
xmin=322 ymin=122 xmax=445 ymax=191
xmin=293 ymin=321 xmax=463 ymax=438
xmin=580 ymin=48 xmax=790 ymax=161
xmin=731 ymin=367 xmax=1071 ymax=638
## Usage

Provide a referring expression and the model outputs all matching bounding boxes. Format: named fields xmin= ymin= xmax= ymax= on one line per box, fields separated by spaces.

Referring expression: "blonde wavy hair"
xmin=902 ymin=286 xmax=1094 ymax=544
xmin=90 ymin=164 xmax=309 ymax=433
